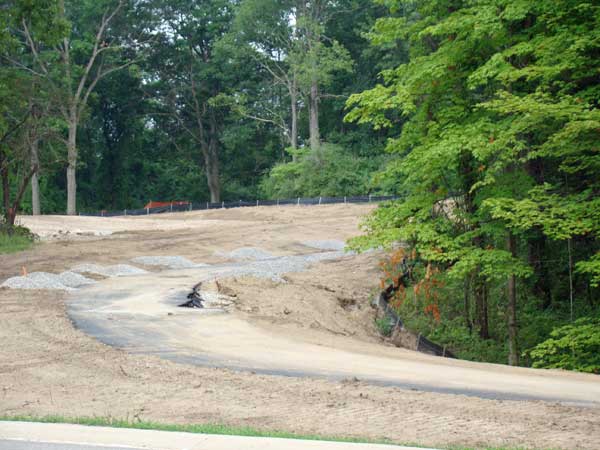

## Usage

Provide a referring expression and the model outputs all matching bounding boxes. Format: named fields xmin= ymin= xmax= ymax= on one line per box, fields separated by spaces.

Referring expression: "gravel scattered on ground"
xmin=1 ymin=271 xmax=95 ymax=290
xmin=131 ymin=256 xmax=208 ymax=270
xmin=71 ymin=263 xmax=148 ymax=277
xmin=217 ymin=247 xmax=276 ymax=261
xmin=302 ymin=240 xmax=347 ymax=251
xmin=205 ymin=249 xmax=348 ymax=282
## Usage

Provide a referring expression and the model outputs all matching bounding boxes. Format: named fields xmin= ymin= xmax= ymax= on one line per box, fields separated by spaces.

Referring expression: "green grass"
xmin=0 ymin=415 xmax=534 ymax=449
xmin=0 ymin=232 xmax=33 ymax=254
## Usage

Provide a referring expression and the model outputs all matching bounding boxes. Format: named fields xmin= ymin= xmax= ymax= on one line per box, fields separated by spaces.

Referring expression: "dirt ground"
xmin=2 ymin=205 xmax=599 ymax=450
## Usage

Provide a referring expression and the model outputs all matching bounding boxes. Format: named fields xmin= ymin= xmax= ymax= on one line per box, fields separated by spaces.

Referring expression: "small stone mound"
xmin=131 ymin=256 xmax=208 ymax=270
xmin=71 ymin=263 xmax=147 ymax=277
xmin=218 ymin=247 xmax=275 ymax=261
xmin=302 ymin=240 xmax=347 ymax=251
xmin=1 ymin=271 xmax=95 ymax=290
xmin=58 ymin=271 xmax=97 ymax=288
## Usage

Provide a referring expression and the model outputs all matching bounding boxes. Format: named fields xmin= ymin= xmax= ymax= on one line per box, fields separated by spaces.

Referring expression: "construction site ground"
xmin=1 ymin=204 xmax=599 ymax=450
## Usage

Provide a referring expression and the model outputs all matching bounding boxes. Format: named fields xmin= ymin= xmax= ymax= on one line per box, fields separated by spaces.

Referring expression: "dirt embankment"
xmin=1 ymin=205 xmax=599 ymax=450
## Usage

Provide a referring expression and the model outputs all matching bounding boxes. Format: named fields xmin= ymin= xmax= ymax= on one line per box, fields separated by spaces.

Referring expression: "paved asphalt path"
xmin=67 ymin=256 xmax=600 ymax=406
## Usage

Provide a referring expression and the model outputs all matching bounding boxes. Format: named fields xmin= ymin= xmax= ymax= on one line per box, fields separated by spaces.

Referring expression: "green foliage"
xmin=375 ymin=317 xmax=394 ymax=337
xmin=0 ymin=223 xmax=35 ymax=254
xmin=529 ymin=318 xmax=600 ymax=374
xmin=346 ymin=0 xmax=600 ymax=368
xmin=260 ymin=144 xmax=385 ymax=199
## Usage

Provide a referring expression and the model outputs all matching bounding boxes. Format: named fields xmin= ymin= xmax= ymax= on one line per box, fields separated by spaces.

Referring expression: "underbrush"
xmin=378 ymin=263 xmax=600 ymax=369
xmin=0 ymin=223 xmax=35 ymax=254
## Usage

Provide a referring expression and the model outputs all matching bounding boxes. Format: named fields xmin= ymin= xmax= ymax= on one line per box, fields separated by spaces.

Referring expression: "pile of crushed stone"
xmin=216 ymin=247 xmax=275 ymax=261
xmin=201 ymin=250 xmax=349 ymax=283
xmin=131 ymin=256 xmax=208 ymax=270
xmin=71 ymin=263 xmax=147 ymax=277
xmin=1 ymin=271 xmax=96 ymax=291
xmin=302 ymin=240 xmax=347 ymax=251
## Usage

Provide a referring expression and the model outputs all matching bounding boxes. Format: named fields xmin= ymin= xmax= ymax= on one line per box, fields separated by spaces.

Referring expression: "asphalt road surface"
xmin=67 ymin=257 xmax=600 ymax=407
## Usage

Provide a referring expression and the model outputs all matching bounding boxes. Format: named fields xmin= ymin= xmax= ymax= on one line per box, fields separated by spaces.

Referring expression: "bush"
xmin=529 ymin=318 xmax=600 ymax=373
xmin=0 ymin=223 xmax=35 ymax=254
xmin=260 ymin=144 xmax=386 ymax=199
xmin=375 ymin=317 xmax=394 ymax=337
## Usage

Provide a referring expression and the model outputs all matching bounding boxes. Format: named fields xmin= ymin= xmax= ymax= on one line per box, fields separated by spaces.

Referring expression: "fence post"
xmin=170 ymin=202 xmax=173 ymax=213
xmin=319 ymin=196 xmax=322 ymax=205
xmin=124 ymin=209 xmax=127 ymax=216
xmin=222 ymin=201 xmax=224 ymax=209
xmin=344 ymin=196 xmax=347 ymax=204
xmin=146 ymin=207 xmax=149 ymax=215
xmin=297 ymin=197 xmax=300 ymax=206
xmin=416 ymin=333 xmax=421 ymax=352
xmin=369 ymin=194 xmax=372 ymax=203
xmin=189 ymin=202 xmax=192 ymax=212
xmin=207 ymin=202 xmax=209 ymax=209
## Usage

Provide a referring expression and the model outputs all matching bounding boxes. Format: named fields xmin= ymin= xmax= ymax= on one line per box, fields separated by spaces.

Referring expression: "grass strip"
xmin=0 ymin=232 xmax=33 ymax=254
xmin=0 ymin=415 xmax=532 ymax=450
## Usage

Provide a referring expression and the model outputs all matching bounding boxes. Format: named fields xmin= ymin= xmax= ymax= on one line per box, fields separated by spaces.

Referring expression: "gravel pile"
xmin=302 ymin=240 xmax=347 ymax=251
xmin=204 ymin=250 xmax=347 ymax=283
xmin=58 ymin=271 xmax=97 ymax=288
xmin=217 ymin=247 xmax=275 ymax=261
xmin=131 ymin=256 xmax=208 ymax=270
xmin=1 ymin=271 xmax=96 ymax=290
xmin=71 ymin=263 xmax=148 ymax=277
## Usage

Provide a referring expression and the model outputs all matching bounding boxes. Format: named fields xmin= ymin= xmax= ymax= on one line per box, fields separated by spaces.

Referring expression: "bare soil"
xmin=1 ymin=205 xmax=599 ymax=450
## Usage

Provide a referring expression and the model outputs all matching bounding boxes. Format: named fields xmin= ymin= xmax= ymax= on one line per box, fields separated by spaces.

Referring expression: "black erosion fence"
xmin=376 ymin=290 xmax=456 ymax=359
xmin=80 ymin=195 xmax=401 ymax=217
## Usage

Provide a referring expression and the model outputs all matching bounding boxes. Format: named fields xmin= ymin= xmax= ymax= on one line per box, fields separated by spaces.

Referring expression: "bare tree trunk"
xmin=290 ymin=76 xmax=298 ymax=151
xmin=204 ymin=145 xmax=220 ymax=203
xmin=507 ymin=232 xmax=519 ymax=366
xmin=30 ymin=135 xmax=41 ymax=215
xmin=66 ymin=115 xmax=77 ymax=215
xmin=309 ymin=79 xmax=319 ymax=151
xmin=204 ymin=114 xmax=221 ymax=203
xmin=1 ymin=161 xmax=11 ymax=224
xmin=464 ymin=275 xmax=472 ymax=333
xmin=474 ymin=275 xmax=490 ymax=339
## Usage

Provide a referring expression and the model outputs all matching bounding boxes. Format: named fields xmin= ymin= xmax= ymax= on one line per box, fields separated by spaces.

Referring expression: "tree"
xmin=346 ymin=0 xmax=599 ymax=365
xmin=145 ymin=0 xmax=242 ymax=203
xmin=234 ymin=0 xmax=353 ymax=153
xmin=0 ymin=0 xmax=65 ymax=225
xmin=21 ymin=0 xmax=135 ymax=215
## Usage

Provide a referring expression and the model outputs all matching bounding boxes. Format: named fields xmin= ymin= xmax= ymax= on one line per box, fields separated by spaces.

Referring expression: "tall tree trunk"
xmin=290 ymin=76 xmax=298 ymax=151
xmin=66 ymin=114 xmax=77 ymax=215
xmin=204 ymin=113 xmax=221 ymax=203
xmin=309 ymin=79 xmax=320 ymax=151
xmin=528 ymin=233 xmax=552 ymax=309
xmin=464 ymin=275 xmax=472 ymax=333
xmin=30 ymin=136 xmax=41 ymax=215
xmin=204 ymin=145 xmax=220 ymax=203
xmin=474 ymin=275 xmax=490 ymax=339
xmin=1 ymin=159 xmax=12 ymax=225
xmin=507 ymin=232 xmax=519 ymax=366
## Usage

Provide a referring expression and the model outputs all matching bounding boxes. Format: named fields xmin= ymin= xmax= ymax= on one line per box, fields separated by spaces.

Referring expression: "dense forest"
xmin=1 ymin=0 xmax=599 ymax=371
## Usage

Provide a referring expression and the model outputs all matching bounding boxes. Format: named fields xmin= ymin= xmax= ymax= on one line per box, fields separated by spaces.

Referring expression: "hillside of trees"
xmin=1 ymin=0 xmax=599 ymax=371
